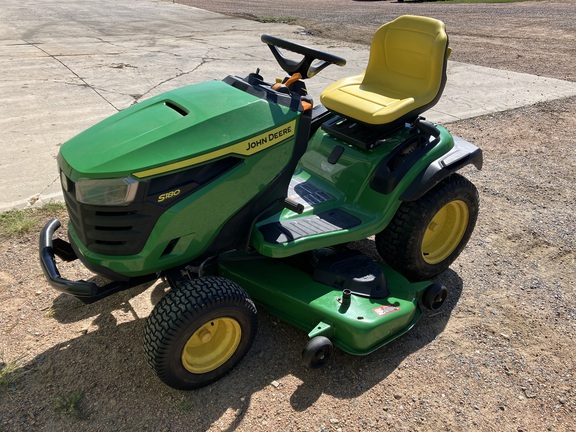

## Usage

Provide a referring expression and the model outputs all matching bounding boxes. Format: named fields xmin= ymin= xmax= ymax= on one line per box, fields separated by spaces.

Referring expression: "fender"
xmin=400 ymin=135 xmax=483 ymax=202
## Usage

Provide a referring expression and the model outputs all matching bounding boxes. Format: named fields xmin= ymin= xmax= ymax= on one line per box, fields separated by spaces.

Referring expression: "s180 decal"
xmin=158 ymin=189 xmax=181 ymax=203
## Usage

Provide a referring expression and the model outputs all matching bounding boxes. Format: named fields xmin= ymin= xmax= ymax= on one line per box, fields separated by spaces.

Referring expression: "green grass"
xmin=232 ymin=12 xmax=297 ymax=24
xmin=0 ymin=202 xmax=66 ymax=237
xmin=175 ymin=396 xmax=195 ymax=411
xmin=41 ymin=201 xmax=66 ymax=213
xmin=0 ymin=358 xmax=23 ymax=388
xmin=44 ymin=307 xmax=58 ymax=318
xmin=257 ymin=16 xmax=297 ymax=24
xmin=55 ymin=390 xmax=85 ymax=418
xmin=0 ymin=209 xmax=36 ymax=236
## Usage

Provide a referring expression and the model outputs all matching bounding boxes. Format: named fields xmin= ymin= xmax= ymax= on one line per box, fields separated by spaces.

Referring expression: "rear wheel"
xmin=376 ymin=174 xmax=479 ymax=280
xmin=144 ymin=276 xmax=257 ymax=390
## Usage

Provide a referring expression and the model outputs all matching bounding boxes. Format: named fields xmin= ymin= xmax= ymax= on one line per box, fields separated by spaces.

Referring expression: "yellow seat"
xmin=320 ymin=15 xmax=449 ymax=126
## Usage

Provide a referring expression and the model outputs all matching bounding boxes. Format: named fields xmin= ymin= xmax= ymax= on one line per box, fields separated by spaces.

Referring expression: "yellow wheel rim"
xmin=181 ymin=318 xmax=242 ymax=374
xmin=422 ymin=200 xmax=469 ymax=265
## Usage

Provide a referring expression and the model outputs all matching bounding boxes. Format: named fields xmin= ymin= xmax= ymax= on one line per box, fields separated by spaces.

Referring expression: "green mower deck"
xmin=218 ymin=251 xmax=432 ymax=355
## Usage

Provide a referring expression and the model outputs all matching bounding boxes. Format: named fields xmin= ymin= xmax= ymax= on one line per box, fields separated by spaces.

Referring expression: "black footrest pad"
xmin=259 ymin=209 xmax=361 ymax=244
xmin=288 ymin=178 xmax=333 ymax=207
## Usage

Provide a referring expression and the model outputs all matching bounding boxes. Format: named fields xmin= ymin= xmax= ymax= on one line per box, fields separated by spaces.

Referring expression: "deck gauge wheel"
xmin=302 ymin=336 xmax=333 ymax=368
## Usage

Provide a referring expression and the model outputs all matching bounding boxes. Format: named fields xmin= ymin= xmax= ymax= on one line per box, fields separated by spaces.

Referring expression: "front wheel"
xmin=144 ymin=276 xmax=257 ymax=390
xmin=376 ymin=174 xmax=479 ymax=281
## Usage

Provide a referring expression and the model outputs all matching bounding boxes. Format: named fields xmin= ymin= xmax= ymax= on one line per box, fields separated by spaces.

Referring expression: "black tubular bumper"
xmin=39 ymin=218 xmax=155 ymax=302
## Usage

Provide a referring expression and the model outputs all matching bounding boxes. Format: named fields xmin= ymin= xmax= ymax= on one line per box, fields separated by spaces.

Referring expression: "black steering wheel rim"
xmin=261 ymin=34 xmax=346 ymax=79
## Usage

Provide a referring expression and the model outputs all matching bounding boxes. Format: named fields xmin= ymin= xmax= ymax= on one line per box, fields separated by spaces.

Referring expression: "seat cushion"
xmin=320 ymin=74 xmax=417 ymax=125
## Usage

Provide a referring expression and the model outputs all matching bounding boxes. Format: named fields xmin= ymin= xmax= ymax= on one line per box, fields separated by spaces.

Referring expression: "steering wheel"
xmin=261 ymin=34 xmax=346 ymax=79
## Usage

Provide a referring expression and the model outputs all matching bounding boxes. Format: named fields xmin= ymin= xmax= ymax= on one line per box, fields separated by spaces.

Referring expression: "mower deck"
xmin=218 ymin=251 xmax=431 ymax=355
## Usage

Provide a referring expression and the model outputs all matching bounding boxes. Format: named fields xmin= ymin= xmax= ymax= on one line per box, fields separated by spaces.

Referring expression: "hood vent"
xmin=164 ymin=101 xmax=188 ymax=117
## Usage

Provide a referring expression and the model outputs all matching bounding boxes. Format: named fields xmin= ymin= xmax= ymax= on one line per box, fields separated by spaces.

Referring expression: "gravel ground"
xmin=1 ymin=1 xmax=575 ymax=431
xmin=176 ymin=0 xmax=576 ymax=81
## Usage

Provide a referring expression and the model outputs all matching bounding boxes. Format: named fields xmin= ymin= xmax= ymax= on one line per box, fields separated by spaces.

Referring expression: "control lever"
xmin=415 ymin=118 xmax=440 ymax=138
xmin=284 ymin=197 xmax=304 ymax=214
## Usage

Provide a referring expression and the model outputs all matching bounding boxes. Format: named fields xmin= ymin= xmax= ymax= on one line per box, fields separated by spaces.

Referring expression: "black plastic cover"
xmin=400 ymin=135 xmax=483 ymax=201
xmin=313 ymin=250 xmax=389 ymax=298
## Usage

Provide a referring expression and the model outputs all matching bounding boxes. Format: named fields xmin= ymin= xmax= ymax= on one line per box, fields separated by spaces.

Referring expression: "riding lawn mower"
xmin=40 ymin=15 xmax=482 ymax=389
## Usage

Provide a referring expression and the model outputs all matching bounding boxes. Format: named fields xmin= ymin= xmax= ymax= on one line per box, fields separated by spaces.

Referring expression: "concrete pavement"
xmin=2 ymin=0 xmax=576 ymax=212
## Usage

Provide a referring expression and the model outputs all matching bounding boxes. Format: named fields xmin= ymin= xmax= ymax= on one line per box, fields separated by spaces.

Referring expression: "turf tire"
xmin=375 ymin=174 xmax=479 ymax=281
xmin=143 ymin=276 xmax=257 ymax=390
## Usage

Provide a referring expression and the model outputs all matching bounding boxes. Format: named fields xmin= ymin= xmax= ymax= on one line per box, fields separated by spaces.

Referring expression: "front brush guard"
xmin=39 ymin=219 xmax=155 ymax=303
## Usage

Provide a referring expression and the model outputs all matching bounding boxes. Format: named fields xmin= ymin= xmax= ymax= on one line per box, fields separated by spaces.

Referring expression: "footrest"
xmin=259 ymin=209 xmax=361 ymax=244
xmin=288 ymin=177 xmax=333 ymax=208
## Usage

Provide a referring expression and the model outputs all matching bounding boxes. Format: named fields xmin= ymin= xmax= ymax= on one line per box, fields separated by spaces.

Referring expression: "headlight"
xmin=75 ymin=177 xmax=139 ymax=206
xmin=60 ymin=171 xmax=71 ymax=192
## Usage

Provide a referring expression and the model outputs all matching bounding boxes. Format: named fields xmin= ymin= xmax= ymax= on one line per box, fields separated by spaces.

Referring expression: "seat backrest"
xmin=363 ymin=15 xmax=449 ymax=104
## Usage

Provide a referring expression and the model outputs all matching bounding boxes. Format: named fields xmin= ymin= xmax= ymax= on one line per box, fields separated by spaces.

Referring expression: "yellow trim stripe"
xmin=133 ymin=119 xmax=297 ymax=179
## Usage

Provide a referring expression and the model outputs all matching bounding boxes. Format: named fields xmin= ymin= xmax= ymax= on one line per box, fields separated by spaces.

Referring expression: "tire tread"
xmin=376 ymin=174 xmax=479 ymax=280
xmin=143 ymin=276 xmax=257 ymax=389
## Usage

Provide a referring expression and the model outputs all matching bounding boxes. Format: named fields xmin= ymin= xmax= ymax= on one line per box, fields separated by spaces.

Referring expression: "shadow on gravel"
xmin=285 ymin=268 xmax=463 ymax=411
xmin=14 ymin=263 xmax=462 ymax=430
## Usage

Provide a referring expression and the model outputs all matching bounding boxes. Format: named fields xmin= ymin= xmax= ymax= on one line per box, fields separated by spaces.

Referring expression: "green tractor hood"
xmin=58 ymin=80 xmax=296 ymax=180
